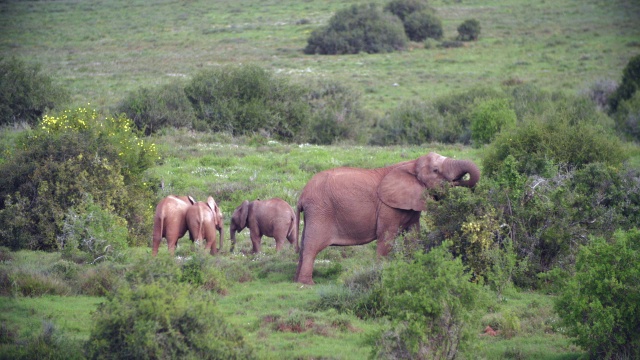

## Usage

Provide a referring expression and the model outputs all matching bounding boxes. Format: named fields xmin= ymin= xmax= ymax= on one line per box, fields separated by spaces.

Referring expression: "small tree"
xmin=470 ymin=98 xmax=517 ymax=146
xmin=384 ymin=0 xmax=432 ymax=21
xmin=555 ymin=229 xmax=640 ymax=359
xmin=457 ymin=19 xmax=481 ymax=41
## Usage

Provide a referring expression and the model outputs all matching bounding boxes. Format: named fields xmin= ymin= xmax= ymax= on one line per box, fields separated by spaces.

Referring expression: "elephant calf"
xmin=186 ymin=196 xmax=224 ymax=255
xmin=230 ymin=198 xmax=298 ymax=253
xmin=152 ymin=195 xmax=196 ymax=256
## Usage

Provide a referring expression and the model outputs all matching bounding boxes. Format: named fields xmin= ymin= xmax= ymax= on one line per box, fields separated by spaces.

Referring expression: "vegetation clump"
xmin=0 ymin=57 xmax=69 ymax=127
xmin=457 ymin=19 xmax=481 ymax=41
xmin=304 ymin=4 xmax=407 ymax=55
xmin=555 ymin=229 xmax=640 ymax=359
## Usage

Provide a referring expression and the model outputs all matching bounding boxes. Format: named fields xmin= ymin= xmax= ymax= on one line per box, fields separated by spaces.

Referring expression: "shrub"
xmin=369 ymin=100 xmax=442 ymax=145
xmin=185 ymin=65 xmax=310 ymax=141
xmin=403 ymin=11 xmax=443 ymax=41
xmin=457 ymin=19 xmax=481 ymax=41
xmin=470 ymin=98 xmax=517 ymax=146
xmin=370 ymin=243 xmax=486 ymax=359
xmin=608 ymin=53 xmax=640 ymax=112
xmin=303 ymin=79 xmax=371 ymax=144
xmin=304 ymin=4 xmax=407 ymax=55
xmin=0 ymin=57 xmax=69 ymax=127
xmin=384 ymin=0 xmax=432 ymax=21
xmin=0 ymin=107 xmax=157 ymax=250
xmin=1 ymin=321 xmax=84 ymax=360
xmin=115 ymin=81 xmax=195 ymax=135
xmin=555 ymin=229 xmax=640 ymax=359
xmin=86 ymin=280 xmax=255 ymax=359
xmin=613 ymin=91 xmax=640 ymax=141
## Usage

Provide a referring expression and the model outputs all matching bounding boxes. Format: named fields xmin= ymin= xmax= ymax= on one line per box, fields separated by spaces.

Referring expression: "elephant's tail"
xmin=295 ymin=201 xmax=303 ymax=252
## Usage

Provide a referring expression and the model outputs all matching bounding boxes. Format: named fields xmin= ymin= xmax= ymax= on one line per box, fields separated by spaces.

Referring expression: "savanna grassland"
xmin=1 ymin=0 xmax=640 ymax=359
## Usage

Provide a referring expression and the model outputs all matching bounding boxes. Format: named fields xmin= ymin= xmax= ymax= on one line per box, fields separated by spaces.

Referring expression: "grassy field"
xmin=1 ymin=0 xmax=639 ymax=358
xmin=1 ymin=0 xmax=639 ymax=112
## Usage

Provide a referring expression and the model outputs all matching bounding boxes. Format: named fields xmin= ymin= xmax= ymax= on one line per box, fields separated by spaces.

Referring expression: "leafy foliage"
xmin=470 ymin=98 xmax=517 ymax=146
xmin=608 ymin=53 xmax=640 ymax=112
xmin=457 ymin=19 xmax=481 ymax=41
xmin=384 ymin=0 xmax=432 ymax=21
xmin=555 ymin=229 xmax=640 ymax=359
xmin=612 ymin=91 xmax=640 ymax=141
xmin=0 ymin=108 xmax=157 ymax=250
xmin=0 ymin=57 xmax=69 ymax=127
xmin=114 ymin=81 xmax=195 ymax=135
xmin=184 ymin=65 xmax=310 ymax=141
xmin=304 ymin=4 xmax=407 ymax=55
xmin=370 ymin=243 xmax=486 ymax=359
xmin=403 ymin=11 xmax=443 ymax=42
xmin=86 ymin=280 xmax=255 ymax=360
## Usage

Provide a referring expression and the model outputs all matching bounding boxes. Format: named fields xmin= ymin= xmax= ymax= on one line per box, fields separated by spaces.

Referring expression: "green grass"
xmin=1 ymin=0 xmax=638 ymax=112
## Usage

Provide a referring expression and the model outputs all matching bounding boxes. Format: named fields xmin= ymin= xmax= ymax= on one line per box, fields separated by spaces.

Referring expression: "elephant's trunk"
xmin=445 ymin=159 xmax=481 ymax=188
xmin=229 ymin=224 xmax=237 ymax=252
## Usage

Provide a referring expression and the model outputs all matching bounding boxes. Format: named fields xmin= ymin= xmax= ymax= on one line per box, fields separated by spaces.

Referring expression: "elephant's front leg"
xmin=167 ymin=237 xmax=179 ymax=255
xmin=250 ymin=232 xmax=262 ymax=253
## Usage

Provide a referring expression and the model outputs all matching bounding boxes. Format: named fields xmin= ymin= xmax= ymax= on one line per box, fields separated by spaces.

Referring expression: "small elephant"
xmin=294 ymin=152 xmax=481 ymax=284
xmin=152 ymin=195 xmax=196 ymax=256
xmin=229 ymin=198 xmax=298 ymax=253
xmin=186 ymin=196 xmax=224 ymax=255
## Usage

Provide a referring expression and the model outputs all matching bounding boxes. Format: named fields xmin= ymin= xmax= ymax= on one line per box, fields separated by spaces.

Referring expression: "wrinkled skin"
xmin=186 ymin=196 xmax=224 ymax=255
xmin=230 ymin=198 xmax=298 ymax=253
xmin=294 ymin=152 xmax=480 ymax=284
xmin=152 ymin=195 xmax=196 ymax=256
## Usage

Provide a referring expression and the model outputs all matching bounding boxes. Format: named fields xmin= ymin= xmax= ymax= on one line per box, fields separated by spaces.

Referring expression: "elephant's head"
xmin=229 ymin=200 xmax=250 ymax=252
xmin=205 ymin=196 xmax=224 ymax=251
xmin=378 ymin=152 xmax=480 ymax=211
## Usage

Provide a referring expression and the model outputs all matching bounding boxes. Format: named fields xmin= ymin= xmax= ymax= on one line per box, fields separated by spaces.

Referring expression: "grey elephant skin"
xmin=152 ymin=195 xmax=196 ymax=256
xmin=186 ymin=196 xmax=224 ymax=255
xmin=294 ymin=152 xmax=480 ymax=284
xmin=230 ymin=198 xmax=298 ymax=253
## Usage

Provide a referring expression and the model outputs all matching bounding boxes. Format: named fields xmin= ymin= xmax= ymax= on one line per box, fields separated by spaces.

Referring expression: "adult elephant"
xmin=294 ymin=152 xmax=480 ymax=284
xmin=152 ymin=195 xmax=196 ymax=256
xmin=186 ymin=196 xmax=224 ymax=255
xmin=230 ymin=198 xmax=298 ymax=253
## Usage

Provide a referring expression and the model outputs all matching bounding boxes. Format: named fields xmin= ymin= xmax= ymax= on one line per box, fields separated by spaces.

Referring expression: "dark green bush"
xmin=304 ymin=4 xmax=407 ymax=55
xmin=608 ymin=53 xmax=640 ymax=113
xmin=185 ymin=65 xmax=310 ymax=141
xmin=470 ymin=98 xmax=517 ymax=146
xmin=0 ymin=108 xmax=157 ymax=250
xmin=0 ymin=57 xmax=69 ymax=127
xmin=457 ymin=19 xmax=481 ymax=41
xmin=86 ymin=280 xmax=255 ymax=359
xmin=403 ymin=11 xmax=443 ymax=41
xmin=370 ymin=243 xmax=486 ymax=359
xmin=384 ymin=0 xmax=432 ymax=21
xmin=370 ymin=100 xmax=442 ymax=145
xmin=115 ymin=81 xmax=195 ymax=135
xmin=555 ymin=229 xmax=640 ymax=359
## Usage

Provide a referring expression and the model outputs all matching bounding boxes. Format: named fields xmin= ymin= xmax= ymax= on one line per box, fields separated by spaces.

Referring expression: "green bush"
xmin=303 ymin=79 xmax=372 ymax=144
xmin=86 ymin=280 xmax=255 ymax=359
xmin=0 ymin=321 xmax=84 ymax=360
xmin=613 ymin=91 xmax=640 ymax=141
xmin=370 ymin=243 xmax=486 ymax=359
xmin=608 ymin=53 xmax=640 ymax=112
xmin=403 ymin=11 xmax=443 ymax=41
xmin=457 ymin=19 xmax=481 ymax=41
xmin=470 ymin=98 xmax=517 ymax=146
xmin=0 ymin=107 xmax=157 ymax=250
xmin=555 ymin=229 xmax=640 ymax=359
xmin=185 ymin=65 xmax=310 ymax=141
xmin=304 ymin=4 xmax=407 ymax=55
xmin=0 ymin=57 xmax=69 ymax=127
xmin=384 ymin=0 xmax=432 ymax=21
xmin=369 ymin=100 xmax=441 ymax=145
xmin=115 ymin=81 xmax=195 ymax=135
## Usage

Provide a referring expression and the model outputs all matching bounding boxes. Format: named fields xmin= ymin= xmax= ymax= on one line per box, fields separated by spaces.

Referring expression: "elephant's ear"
xmin=187 ymin=195 xmax=196 ymax=205
xmin=378 ymin=163 xmax=426 ymax=211
xmin=238 ymin=200 xmax=249 ymax=229
xmin=206 ymin=196 xmax=217 ymax=215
